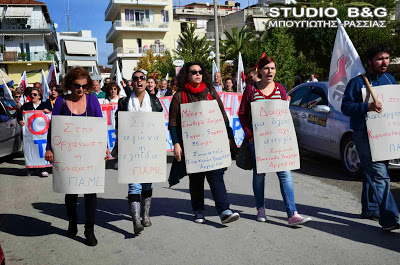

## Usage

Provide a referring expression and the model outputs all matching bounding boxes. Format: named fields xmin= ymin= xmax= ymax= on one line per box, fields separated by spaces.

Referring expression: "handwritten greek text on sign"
xmin=251 ymin=101 xmax=300 ymax=173
xmin=51 ymin=116 xmax=107 ymax=194
xmin=366 ymin=85 xmax=400 ymax=161
xmin=118 ymin=112 xmax=166 ymax=184
xmin=181 ymin=100 xmax=231 ymax=174
xmin=22 ymin=111 xmax=52 ymax=168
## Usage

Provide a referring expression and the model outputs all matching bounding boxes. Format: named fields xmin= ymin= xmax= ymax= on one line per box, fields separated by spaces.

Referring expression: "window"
xmin=125 ymin=9 xmax=153 ymax=23
xmin=161 ymin=10 xmax=169 ymax=23
xmin=290 ymin=86 xmax=311 ymax=108
xmin=307 ymin=87 xmax=328 ymax=109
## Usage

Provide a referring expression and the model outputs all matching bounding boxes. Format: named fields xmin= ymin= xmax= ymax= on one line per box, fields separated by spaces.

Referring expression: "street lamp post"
xmin=214 ymin=0 xmax=220 ymax=70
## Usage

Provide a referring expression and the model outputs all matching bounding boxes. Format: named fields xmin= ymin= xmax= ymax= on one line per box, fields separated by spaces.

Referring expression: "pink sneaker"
xmin=256 ymin=207 xmax=267 ymax=222
xmin=288 ymin=211 xmax=312 ymax=227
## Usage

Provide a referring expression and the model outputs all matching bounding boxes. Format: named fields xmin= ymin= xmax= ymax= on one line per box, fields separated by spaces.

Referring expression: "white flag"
xmin=41 ymin=69 xmax=50 ymax=101
xmin=115 ymin=62 xmax=127 ymax=98
xmin=17 ymin=71 xmax=28 ymax=104
xmin=47 ymin=61 xmax=58 ymax=87
xmin=2 ymin=78 xmax=13 ymax=100
xmin=237 ymin=52 xmax=246 ymax=93
xmin=328 ymin=18 xmax=365 ymax=112
xmin=212 ymin=60 xmax=219 ymax=82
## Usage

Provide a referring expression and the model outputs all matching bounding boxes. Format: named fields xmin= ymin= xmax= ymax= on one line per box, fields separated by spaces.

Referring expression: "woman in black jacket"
xmin=17 ymin=87 xmax=52 ymax=177
xmin=115 ymin=70 xmax=163 ymax=235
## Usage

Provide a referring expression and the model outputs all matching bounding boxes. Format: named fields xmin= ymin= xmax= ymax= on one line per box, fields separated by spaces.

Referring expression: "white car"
xmin=0 ymin=98 xmax=23 ymax=158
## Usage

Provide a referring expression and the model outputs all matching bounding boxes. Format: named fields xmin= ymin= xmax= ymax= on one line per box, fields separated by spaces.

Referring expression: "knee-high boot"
xmin=141 ymin=197 xmax=152 ymax=227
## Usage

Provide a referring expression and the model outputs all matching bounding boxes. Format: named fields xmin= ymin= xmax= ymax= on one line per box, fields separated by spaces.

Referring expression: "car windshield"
xmin=1 ymin=99 xmax=18 ymax=117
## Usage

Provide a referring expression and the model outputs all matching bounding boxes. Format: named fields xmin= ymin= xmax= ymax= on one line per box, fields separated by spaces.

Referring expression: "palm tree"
xmin=221 ymin=26 xmax=253 ymax=62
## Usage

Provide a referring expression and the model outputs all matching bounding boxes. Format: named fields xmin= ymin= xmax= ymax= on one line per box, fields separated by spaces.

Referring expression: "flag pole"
xmin=362 ymin=74 xmax=378 ymax=102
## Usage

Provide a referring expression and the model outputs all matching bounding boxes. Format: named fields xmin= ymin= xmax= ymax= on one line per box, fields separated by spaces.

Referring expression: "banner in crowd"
xmin=51 ymin=116 xmax=107 ymax=194
xmin=99 ymin=102 xmax=118 ymax=154
xmin=251 ymin=101 xmax=300 ymax=173
xmin=22 ymin=111 xmax=52 ymax=168
xmin=366 ymin=84 xmax=400 ymax=161
xmin=117 ymin=112 xmax=166 ymax=183
xmin=180 ymin=100 xmax=231 ymax=174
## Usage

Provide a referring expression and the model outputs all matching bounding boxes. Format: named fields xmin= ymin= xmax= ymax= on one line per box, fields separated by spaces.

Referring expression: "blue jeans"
xmin=354 ymin=131 xmax=399 ymax=228
xmin=128 ymin=183 xmax=153 ymax=195
xmin=189 ymin=169 xmax=231 ymax=217
xmin=248 ymin=140 xmax=297 ymax=218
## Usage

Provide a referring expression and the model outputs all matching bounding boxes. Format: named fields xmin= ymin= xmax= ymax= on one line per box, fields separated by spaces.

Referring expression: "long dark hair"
xmin=176 ymin=61 xmax=212 ymax=92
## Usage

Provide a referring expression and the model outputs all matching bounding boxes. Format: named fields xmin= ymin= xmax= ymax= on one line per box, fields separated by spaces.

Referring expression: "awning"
xmin=66 ymin=60 xmax=97 ymax=67
xmin=64 ymin=41 xmax=97 ymax=55
xmin=5 ymin=7 xmax=33 ymax=18
xmin=0 ymin=7 xmax=4 ymax=19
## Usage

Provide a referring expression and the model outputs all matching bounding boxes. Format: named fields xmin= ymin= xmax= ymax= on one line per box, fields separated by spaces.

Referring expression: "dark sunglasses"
xmin=14 ymin=95 xmax=21 ymax=98
xmin=72 ymin=83 xmax=88 ymax=89
xmin=190 ymin=70 xmax=203 ymax=75
xmin=31 ymin=93 xmax=38 ymax=97
xmin=132 ymin=75 xmax=146 ymax=81
xmin=110 ymin=87 xmax=118 ymax=91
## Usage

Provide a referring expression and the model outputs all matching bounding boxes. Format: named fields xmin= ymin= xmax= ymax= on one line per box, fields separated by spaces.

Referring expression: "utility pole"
xmin=65 ymin=0 xmax=71 ymax=31
xmin=214 ymin=0 xmax=220 ymax=70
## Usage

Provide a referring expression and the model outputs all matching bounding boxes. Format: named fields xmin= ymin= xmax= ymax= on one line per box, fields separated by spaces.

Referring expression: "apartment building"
xmin=0 ymin=0 xmax=58 ymax=84
xmin=57 ymin=30 xmax=101 ymax=81
xmin=105 ymin=0 xmax=180 ymax=78
xmin=173 ymin=1 xmax=239 ymax=38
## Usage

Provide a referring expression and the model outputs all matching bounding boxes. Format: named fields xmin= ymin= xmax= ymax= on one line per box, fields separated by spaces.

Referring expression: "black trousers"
xmin=65 ymin=193 xmax=97 ymax=224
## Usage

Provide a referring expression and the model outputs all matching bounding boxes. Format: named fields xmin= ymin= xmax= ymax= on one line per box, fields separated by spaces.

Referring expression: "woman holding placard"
xmin=238 ymin=56 xmax=312 ymax=226
xmin=44 ymin=67 xmax=110 ymax=246
xmin=168 ymin=62 xmax=240 ymax=224
xmin=115 ymin=70 xmax=163 ymax=235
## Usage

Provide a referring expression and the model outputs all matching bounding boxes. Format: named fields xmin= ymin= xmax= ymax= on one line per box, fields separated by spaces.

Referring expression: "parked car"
xmin=0 ymin=97 xmax=23 ymax=158
xmin=288 ymin=82 xmax=361 ymax=175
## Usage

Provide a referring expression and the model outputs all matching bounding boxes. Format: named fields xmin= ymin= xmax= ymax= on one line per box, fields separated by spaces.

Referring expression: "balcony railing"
xmin=108 ymin=46 xmax=166 ymax=62
xmin=174 ymin=8 xmax=236 ymax=16
xmin=0 ymin=51 xmax=54 ymax=62
xmin=1 ymin=19 xmax=53 ymax=30
xmin=106 ymin=20 xmax=169 ymax=39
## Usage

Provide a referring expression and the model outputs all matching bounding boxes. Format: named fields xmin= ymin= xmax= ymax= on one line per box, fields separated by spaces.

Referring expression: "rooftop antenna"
xmin=65 ymin=0 xmax=71 ymax=31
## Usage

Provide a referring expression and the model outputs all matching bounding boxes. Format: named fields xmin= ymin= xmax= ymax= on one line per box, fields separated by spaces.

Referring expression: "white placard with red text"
xmin=180 ymin=100 xmax=231 ymax=174
xmin=51 ymin=116 xmax=107 ymax=194
xmin=251 ymin=101 xmax=300 ymax=173
xmin=117 ymin=112 xmax=166 ymax=183
xmin=22 ymin=111 xmax=52 ymax=168
xmin=366 ymin=84 xmax=400 ymax=161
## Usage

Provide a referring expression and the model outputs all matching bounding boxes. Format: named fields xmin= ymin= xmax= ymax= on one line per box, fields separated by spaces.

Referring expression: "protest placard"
xmin=51 ymin=116 xmax=107 ymax=194
xmin=366 ymin=84 xmax=400 ymax=161
xmin=181 ymin=100 xmax=231 ymax=174
xmin=100 ymin=102 xmax=118 ymax=155
xmin=251 ymin=100 xmax=300 ymax=173
xmin=22 ymin=111 xmax=52 ymax=168
xmin=117 ymin=112 xmax=166 ymax=183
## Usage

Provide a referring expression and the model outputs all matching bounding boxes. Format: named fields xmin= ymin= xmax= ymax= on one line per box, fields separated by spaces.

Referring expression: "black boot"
xmin=67 ymin=221 xmax=78 ymax=238
xmin=141 ymin=197 xmax=152 ymax=227
xmin=84 ymin=223 xmax=98 ymax=246
xmin=65 ymin=195 xmax=78 ymax=238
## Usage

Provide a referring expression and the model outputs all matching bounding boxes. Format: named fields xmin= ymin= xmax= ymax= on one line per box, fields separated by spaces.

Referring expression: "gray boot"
xmin=129 ymin=201 xmax=144 ymax=234
xmin=141 ymin=197 xmax=152 ymax=227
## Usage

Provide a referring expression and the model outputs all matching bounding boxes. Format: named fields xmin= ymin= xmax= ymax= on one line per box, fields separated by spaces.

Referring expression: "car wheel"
xmin=341 ymin=135 xmax=361 ymax=177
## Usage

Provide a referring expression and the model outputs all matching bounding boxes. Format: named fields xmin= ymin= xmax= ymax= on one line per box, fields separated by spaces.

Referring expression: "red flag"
xmin=153 ymin=72 xmax=155 ymax=79
xmin=254 ymin=52 xmax=266 ymax=70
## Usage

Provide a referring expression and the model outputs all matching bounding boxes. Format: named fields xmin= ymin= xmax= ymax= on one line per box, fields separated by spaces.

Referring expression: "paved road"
xmin=0 ymin=154 xmax=400 ymax=265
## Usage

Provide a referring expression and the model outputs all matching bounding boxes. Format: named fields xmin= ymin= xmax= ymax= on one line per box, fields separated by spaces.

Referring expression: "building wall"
xmin=3 ymin=35 xmax=48 ymax=53
xmin=7 ymin=62 xmax=50 ymax=85
xmin=121 ymin=58 xmax=138 ymax=78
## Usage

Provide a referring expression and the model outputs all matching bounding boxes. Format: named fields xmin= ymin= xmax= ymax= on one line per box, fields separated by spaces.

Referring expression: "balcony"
xmin=107 ymin=46 xmax=167 ymax=64
xmin=1 ymin=19 xmax=53 ymax=30
xmin=0 ymin=51 xmax=54 ymax=63
xmin=105 ymin=0 xmax=168 ymax=21
xmin=245 ymin=7 xmax=269 ymax=17
xmin=174 ymin=8 xmax=237 ymax=17
xmin=106 ymin=20 xmax=169 ymax=42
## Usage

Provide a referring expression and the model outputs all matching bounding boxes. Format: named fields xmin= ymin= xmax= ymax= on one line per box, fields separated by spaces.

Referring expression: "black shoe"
xmin=84 ymin=224 xmax=98 ymax=246
xmin=221 ymin=212 xmax=240 ymax=224
xmin=360 ymin=213 xmax=379 ymax=221
xmin=67 ymin=222 xmax=78 ymax=238
xmin=382 ymin=223 xmax=400 ymax=232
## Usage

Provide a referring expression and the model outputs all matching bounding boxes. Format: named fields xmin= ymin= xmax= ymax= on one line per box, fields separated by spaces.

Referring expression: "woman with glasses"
xmin=44 ymin=67 xmax=110 ymax=246
xmin=238 ymin=56 xmax=312 ymax=226
xmin=13 ymin=89 xmax=23 ymax=108
xmin=115 ymin=70 xmax=163 ymax=235
xmin=17 ymin=87 xmax=52 ymax=177
xmin=104 ymin=81 xmax=120 ymax=104
xmin=168 ymin=62 xmax=240 ymax=224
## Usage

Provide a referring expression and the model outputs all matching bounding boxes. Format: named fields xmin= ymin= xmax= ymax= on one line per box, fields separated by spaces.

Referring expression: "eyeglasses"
xmin=14 ymin=96 xmax=21 ymax=98
xmin=110 ymin=87 xmax=118 ymax=91
xmin=72 ymin=83 xmax=88 ymax=89
xmin=132 ymin=75 xmax=146 ymax=82
xmin=31 ymin=93 xmax=38 ymax=97
xmin=190 ymin=70 xmax=203 ymax=75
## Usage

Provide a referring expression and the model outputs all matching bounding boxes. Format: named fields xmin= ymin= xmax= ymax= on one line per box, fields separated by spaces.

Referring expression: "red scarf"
xmin=182 ymin=82 xmax=213 ymax=103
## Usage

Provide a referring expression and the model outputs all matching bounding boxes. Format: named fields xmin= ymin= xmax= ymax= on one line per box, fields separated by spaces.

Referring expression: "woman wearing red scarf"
xmin=168 ymin=62 xmax=240 ymax=224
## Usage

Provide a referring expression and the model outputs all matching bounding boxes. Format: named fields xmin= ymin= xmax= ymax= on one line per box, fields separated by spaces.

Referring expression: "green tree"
xmin=135 ymin=50 xmax=160 ymax=78
xmin=221 ymin=26 xmax=253 ymax=63
xmin=175 ymin=23 xmax=212 ymax=70
xmin=155 ymin=50 xmax=175 ymax=78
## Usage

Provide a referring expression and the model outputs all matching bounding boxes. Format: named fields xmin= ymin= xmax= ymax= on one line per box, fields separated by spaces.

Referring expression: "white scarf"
xmin=128 ymin=90 xmax=152 ymax=112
